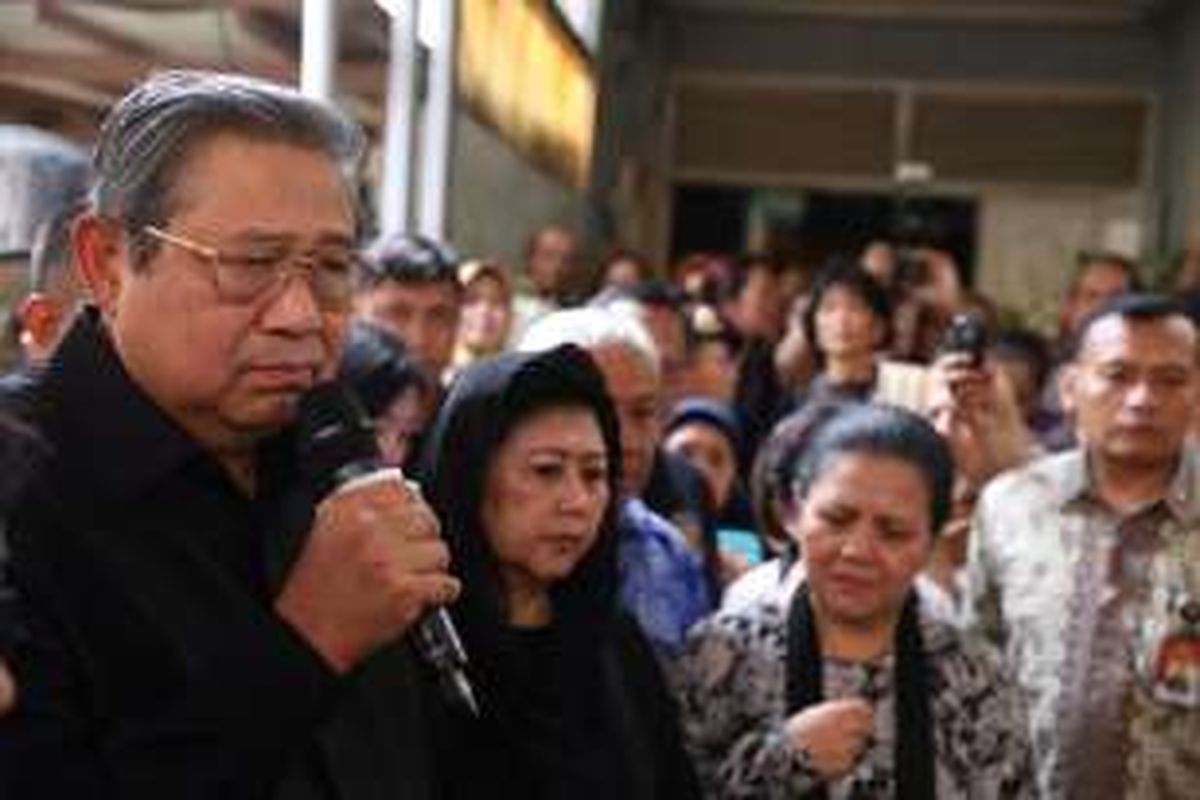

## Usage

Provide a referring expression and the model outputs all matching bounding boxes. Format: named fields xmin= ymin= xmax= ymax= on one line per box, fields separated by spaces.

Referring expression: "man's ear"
xmin=1058 ymin=364 xmax=1079 ymax=416
xmin=72 ymin=214 xmax=125 ymax=321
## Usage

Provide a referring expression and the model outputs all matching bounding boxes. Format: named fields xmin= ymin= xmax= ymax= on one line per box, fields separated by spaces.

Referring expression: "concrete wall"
xmin=651 ymin=8 xmax=1165 ymax=319
xmin=670 ymin=12 xmax=1158 ymax=88
xmin=1159 ymin=2 xmax=1200 ymax=255
xmin=448 ymin=110 xmax=585 ymax=271
xmin=587 ymin=0 xmax=673 ymax=261
xmin=977 ymin=188 xmax=1144 ymax=332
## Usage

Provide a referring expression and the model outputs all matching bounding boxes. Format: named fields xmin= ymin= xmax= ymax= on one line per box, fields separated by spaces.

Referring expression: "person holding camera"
xmin=921 ymin=318 xmax=1039 ymax=605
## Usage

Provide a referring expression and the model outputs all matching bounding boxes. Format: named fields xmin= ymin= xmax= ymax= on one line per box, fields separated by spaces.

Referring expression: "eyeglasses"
xmin=141 ymin=225 xmax=359 ymax=310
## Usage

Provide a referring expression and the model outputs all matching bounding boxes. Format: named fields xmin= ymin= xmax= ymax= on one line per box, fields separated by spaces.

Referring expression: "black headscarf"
xmin=664 ymin=397 xmax=757 ymax=532
xmin=422 ymin=345 xmax=639 ymax=799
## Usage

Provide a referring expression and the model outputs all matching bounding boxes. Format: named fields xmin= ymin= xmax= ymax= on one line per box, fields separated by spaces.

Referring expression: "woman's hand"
xmin=784 ymin=697 xmax=875 ymax=780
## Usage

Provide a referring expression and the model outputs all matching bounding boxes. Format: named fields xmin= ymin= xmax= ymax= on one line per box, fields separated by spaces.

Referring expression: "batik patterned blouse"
xmin=677 ymin=598 xmax=1033 ymax=799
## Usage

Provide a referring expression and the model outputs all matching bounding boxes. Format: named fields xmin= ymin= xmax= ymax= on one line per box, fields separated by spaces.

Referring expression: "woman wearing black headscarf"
xmin=424 ymin=344 xmax=700 ymax=800
xmin=676 ymin=404 xmax=1033 ymax=799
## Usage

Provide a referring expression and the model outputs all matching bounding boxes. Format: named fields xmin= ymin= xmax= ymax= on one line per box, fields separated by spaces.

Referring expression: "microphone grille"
xmin=296 ymin=382 xmax=380 ymax=494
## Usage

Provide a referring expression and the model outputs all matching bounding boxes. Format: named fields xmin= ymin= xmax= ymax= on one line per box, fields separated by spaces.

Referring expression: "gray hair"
xmin=90 ymin=70 xmax=364 ymax=265
xmin=518 ymin=307 xmax=660 ymax=376
xmin=30 ymin=202 xmax=81 ymax=295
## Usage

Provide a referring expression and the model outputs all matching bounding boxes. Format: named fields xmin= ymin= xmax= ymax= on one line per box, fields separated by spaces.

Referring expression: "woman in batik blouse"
xmin=677 ymin=404 xmax=1033 ymax=799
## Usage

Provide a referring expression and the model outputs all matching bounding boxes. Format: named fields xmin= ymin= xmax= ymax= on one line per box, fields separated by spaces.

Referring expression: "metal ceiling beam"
xmin=0 ymin=48 xmax=293 ymax=94
xmin=664 ymin=0 xmax=1150 ymax=26
xmin=234 ymin=6 xmax=300 ymax=62
xmin=0 ymin=45 xmax=383 ymax=98
xmin=34 ymin=0 xmax=163 ymax=59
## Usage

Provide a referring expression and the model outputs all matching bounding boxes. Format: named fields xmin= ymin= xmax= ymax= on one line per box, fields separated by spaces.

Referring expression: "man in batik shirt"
xmin=966 ymin=293 xmax=1200 ymax=798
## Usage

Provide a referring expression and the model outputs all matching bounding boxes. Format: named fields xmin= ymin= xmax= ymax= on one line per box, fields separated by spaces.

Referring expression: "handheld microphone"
xmin=297 ymin=382 xmax=479 ymax=716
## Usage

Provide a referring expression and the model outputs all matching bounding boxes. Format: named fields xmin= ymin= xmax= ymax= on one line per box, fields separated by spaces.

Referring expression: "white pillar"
xmin=379 ymin=1 xmax=420 ymax=236
xmin=416 ymin=0 xmax=458 ymax=241
xmin=300 ymin=0 xmax=338 ymax=100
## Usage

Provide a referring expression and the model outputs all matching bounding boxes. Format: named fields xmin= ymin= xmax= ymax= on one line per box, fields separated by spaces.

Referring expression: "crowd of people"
xmin=0 ymin=69 xmax=1197 ymax=799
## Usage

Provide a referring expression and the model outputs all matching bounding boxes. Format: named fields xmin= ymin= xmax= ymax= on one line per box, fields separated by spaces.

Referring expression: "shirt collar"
xmin=1050 ymin=444 xmax=1200 ymax=524
xmin=38 ymin=308 xmax=272 ymax=505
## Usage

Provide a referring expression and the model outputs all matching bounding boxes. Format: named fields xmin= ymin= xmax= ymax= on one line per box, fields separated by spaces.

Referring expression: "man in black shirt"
xmin=0 ymin=71 xmax=458 ymax=799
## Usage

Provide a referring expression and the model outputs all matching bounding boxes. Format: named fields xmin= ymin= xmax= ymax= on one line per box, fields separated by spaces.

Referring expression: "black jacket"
xmin=0 ymin=310 xmax=438 ymax=800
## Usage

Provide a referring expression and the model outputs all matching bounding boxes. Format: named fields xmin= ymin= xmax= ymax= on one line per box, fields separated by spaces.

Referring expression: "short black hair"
xmin=359 ymin=233 xmax=459 ymax=291
xmin=626 ymin=279 xmax=687 ymax=311
xmin=588 ymin=280 xmax=686 ymax=312
xmin=1071 ymin=250 xmax=1142 ymax=294
xmin=523 ymin=225 xmax=575 ymax=260
xmin=989 ymin=327 xmax=1052 ymax=395
xmin=91 ymin=70 xmax=363 ymax=268
xmin=803 ymin=258 xmax=892 ymax=368
xmin=600 ymin=247 xmax=650 ymax=278
xmin=727 ymin=252 xmax=781 ymax=300
xmin=338 ymin=321 xmax=430 ymax=417
xmin=1070 ymin=292 xmax=1195 ymax=361
xmin=788 ymin=403 xmax=954 ymax=534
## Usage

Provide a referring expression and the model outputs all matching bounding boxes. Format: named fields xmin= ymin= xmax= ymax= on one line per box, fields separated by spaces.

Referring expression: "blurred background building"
xmin=1 ymin=0 xmax=1198 ymax=329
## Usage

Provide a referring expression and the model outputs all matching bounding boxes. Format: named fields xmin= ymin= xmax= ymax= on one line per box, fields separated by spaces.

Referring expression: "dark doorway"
xmin=669 ymin=184 xmax=748 ymax=257
xmin=670 ymin=184 xmax=980 ymax=285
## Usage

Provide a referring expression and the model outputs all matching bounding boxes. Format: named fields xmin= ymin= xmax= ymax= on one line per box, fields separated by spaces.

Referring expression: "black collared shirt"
xmin=0 ymin=309 xmax=436 ymax=800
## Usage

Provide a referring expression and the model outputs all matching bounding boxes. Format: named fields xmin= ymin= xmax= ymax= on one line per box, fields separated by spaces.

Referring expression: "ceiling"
xmin=0 ymin=0 xmax=1183 ymax=146
xmin=0 ymin=0 xmax=393 ymax=141
xmin=663 ymin=0 xmax=1174 ymax=25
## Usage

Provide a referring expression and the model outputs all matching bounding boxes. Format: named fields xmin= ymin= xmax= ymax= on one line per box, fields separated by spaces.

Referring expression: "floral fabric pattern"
xmin=966 ymin=447 xmax=1200 ymax=799
xmin=677 ymin=598 xmax=1033 ymax=799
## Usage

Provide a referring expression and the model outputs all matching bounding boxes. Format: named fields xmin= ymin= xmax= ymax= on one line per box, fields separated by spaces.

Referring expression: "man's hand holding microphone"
xmin=275 ymin=383 xmax=477 ymax=714
xmin=274 ymin=472 xmax=458 ymax=674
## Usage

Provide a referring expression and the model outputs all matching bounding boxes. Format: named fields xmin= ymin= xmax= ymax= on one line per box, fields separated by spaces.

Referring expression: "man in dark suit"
xmin=0 ymin=70 xmax=458 ymax=799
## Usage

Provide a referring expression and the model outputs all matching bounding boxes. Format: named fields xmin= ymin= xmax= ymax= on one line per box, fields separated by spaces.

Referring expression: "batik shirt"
xmin=677 ymin=597 xmax=1033 ymax=799
xmin=966 ymin=447 xmax=1200 ymax=799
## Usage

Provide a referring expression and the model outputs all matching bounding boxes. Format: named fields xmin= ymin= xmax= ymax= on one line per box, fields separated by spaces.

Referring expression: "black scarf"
xmin=785 ymin=584 xmax=936 ymax=800
xmin=422 ymin=345 xmax=643 ymax=800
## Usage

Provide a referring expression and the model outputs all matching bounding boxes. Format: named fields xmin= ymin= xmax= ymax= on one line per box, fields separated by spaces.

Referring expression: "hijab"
xmin=423 ymin=345 xmax=641 ymax=799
